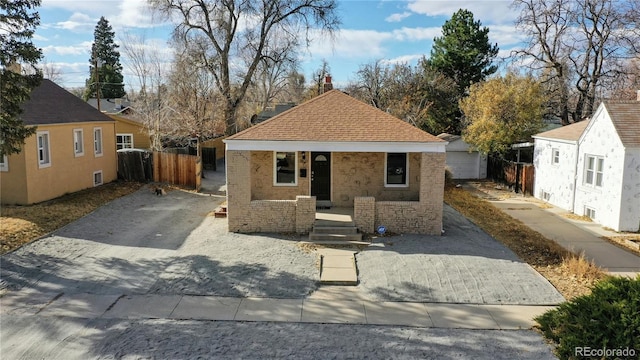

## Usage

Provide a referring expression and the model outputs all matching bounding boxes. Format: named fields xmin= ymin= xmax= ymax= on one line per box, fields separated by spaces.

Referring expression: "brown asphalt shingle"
xmin=227 ymin=90 xmax=443 ymax=143
xmin=20 ymin=79 xmax=114 ymax=125
xmin=534 ymin=120 xmax=590 ymax=142
xmin=603 ymin=101 xmax=640 ymax=147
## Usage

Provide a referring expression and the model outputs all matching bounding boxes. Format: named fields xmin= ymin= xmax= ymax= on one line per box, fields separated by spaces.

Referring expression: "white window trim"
xmin=583 ymin=154 xmax=604 ymax=188
xmin=585 ymin=206 xmax=596 ymax=220
xmin=116 ymin=133 xmax=134 ymax=150
xmin=552 ymin=148 xmax=559 ymax=165
xmin=384 ymin=152 xmax=409 ymax=187
xmin=94 ymin=127 xmax=103 ymax=157
xmin=273 ymin=151 xmax=298 ymax=186
xmin=73 ymin=128 xmax=84 ymax=157
xmin=93 ymin=170 xmax=103 ymax=186
xmin=37 ymin=131 xmax=51 ymax=168
xmin=0 ymin=154 xmax=8 ymax=172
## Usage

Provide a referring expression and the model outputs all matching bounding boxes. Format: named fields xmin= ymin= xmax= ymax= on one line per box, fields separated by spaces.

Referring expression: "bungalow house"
xmin=0 ymin=80 xmax=117 ymax=205
xmin=224 ymin=89 xmax=447 ymax=235
xmin=437 ymin=133 xmax=487 ymax=179
xmin=533 ymin=100 xmax=640 ymax=231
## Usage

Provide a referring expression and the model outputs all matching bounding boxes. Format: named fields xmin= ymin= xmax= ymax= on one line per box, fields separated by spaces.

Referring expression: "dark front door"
xmin=311 ymin=152 xmax=331 ymax=201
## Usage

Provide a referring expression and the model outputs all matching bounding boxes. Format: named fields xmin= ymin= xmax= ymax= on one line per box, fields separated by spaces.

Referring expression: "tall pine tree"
xmin=84 ymin=17 xmax=125 ymax=100
xmin=430 ymin=9 xmax=498 ymax=97
xmin=0 ymin=0 xmax=43 ymax=156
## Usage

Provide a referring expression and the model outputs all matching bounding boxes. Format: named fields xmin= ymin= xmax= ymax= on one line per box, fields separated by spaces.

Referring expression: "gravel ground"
xmin=0 ymin=315 xmax=557 ymax=360
xmin=0 ymin=187 xmax=318 ymax=298
xmin=356 ymin=205 xmax=565 ymax=305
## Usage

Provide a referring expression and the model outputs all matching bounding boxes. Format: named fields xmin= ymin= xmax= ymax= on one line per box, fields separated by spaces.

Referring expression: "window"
xmin=93 ymin=170 xmax=103 ymax=186
xmin=552 ymin=148 xmax=560 ymax=164
xmin=584 ymin=155 xmax=604 ymax=187
xmin=73 ymin=129 xmax=84 ymax=156
xmin=37 ymin=131 xmax=51 ymax=168
xmin=0 ymin=154 xmax=8 ymax=172
xmin=116 ymin=134 xmax=134 ymax=150
xmin=94 ymin=128 xmax=103 ymax=156
xmin=585 ymin=207 xmax=596 ymax=220
xmin=274 ymin=151 xmax=297 ymax=186
xmin=385 ymin=153 xmax=408 ymax=186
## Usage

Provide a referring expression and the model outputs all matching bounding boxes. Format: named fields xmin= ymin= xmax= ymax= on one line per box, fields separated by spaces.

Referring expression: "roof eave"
xmin=224 ymin=139 xmax=447 ymax=153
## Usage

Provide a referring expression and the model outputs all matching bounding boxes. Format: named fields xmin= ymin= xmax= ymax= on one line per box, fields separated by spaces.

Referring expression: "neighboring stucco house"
xmin=0 ymin=80 xmax=117 ymax=205
xmin=437 ymin=133 xmax=487 ymax=179
xmin=533 ymin=101 xmax=640 ymax=231
xmin=224 ymin=89 xmax=447 ymax=235
xmin=109 ymin=114 xmax=152 ymax=150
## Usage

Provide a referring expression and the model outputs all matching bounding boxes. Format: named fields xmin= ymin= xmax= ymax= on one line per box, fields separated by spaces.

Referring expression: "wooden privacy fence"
xmin=153 ymin=151 xmax=201 ymax=191
xmin=117 ymin=150 xmax=154 ymax=182
xmin=487 ymin=156 xmax=535 ymax=195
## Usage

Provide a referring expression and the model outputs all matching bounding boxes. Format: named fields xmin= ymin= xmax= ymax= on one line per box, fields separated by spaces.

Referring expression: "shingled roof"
xmin=20 ymin=79 xmax=113 ymax=125
xmin=534 ymin=120 xmax=590 ymax=142
xmin=227 ymin=90 xmax=443 ymax=143
xmin=602 ymin=101 xmax=640 ymax=147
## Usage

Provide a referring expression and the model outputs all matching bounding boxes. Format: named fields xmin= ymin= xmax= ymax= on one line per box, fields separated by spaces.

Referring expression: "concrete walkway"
xmin=489 ymin=196 xmax=640 ymax=277
xmin=1 ymin=290 xmax=554 ymax=330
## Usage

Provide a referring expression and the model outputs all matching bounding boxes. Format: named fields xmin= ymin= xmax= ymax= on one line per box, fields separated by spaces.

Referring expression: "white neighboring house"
xmin=437 ymin=133 xmax=487 ymax=179
xmin=533 ymin=101 xmax=640 ymax=232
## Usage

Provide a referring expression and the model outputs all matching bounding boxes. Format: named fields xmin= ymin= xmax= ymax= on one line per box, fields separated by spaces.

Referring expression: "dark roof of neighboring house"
xmin=20 ymin=79 xmax=113 ymax=125
xmin=533 ymin=119 xmax=590 ymax=142
xmin=436 ymin=133 xmax=461 ymax=142
xmin=227 ymin=90 xmax=444 ymax=143
xmin=603 ymin=101 xmax=640 ymax=147
xmin=87 ymin=98 xmax=132 ymax=114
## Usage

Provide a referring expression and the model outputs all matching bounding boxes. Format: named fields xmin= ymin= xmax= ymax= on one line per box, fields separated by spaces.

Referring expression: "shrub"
xmin=536 ymin=275 xmax=640 ymax=359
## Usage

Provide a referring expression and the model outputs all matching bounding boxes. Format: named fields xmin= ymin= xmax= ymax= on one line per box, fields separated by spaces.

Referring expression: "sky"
xmin=34 ymin=0 xmax=524 ymax=91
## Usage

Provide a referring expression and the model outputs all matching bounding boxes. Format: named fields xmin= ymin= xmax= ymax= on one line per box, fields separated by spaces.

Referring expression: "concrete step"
xmin=309 ymin=233 xmax=363 ymax=241
xmin=312 ymin=226 xmax=358 ymax=234
xmin=301 ymin=240 xmax=370 ymax=246
xmin=319 ymin=251 xmax=358 ymax=285
xmin=314 ymin=219 xmax=356 ymax=227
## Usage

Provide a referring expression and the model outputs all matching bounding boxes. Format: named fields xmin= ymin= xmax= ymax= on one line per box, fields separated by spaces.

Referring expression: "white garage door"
xmin=446 ymin=151 xmax=479 ymax=179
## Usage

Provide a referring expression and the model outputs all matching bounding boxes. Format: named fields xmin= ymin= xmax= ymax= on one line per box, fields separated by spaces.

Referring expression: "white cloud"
xmin=42 ymin=41 xmax=92 ymax=56
xmin=489 ymin=25 xmax=527 ymax=47
xmin=381 ymin=54 xmax=426 ymax=65
xmin=54 ymin=12 xmax=96 ymax=32
xmin=386 ymin=12 xmax=412 ymax=23
xmin=407 ymin=0 xmax=517 ymax=25
xmin=306 ymin=29 xmax=393 ymax=59
xmin=392 ymin=27 xmax=441 ymax=41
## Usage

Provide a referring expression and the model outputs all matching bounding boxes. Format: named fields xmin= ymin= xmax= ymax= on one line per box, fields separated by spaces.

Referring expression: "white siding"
xmin=533 ymin=138 xmax=578 ymax=210
xmin=444 ymin=138 xmax=487 ymax=179
xmin=619 ymin=148 xmax=640 ymax=231
xmin=574 ymin=107 xmax=625 ymax=231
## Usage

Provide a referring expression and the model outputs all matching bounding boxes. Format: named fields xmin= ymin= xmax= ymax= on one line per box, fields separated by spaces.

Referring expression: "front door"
xmin=311 ymin=152 xmax=331 ymax=201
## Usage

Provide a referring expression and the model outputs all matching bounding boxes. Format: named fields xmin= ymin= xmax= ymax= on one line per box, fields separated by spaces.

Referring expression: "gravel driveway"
xmin=0 ymin=188 xmax=318 ymax=298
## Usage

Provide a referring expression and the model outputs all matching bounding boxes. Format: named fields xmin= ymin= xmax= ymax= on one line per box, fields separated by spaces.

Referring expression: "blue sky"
xmin=34 ymin=0 xmax=522 ymax=91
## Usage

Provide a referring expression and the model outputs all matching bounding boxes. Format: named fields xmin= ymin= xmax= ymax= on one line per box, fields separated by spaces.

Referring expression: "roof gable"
xmin=227 ymin=90 xmax=443 ymax=143
xmin=601 ymin=101 xmax=640 ymax=147
xmin=20 ymin=79 xmax=114 ymax=125
xmin=533 ymin=120 xmax=590 ymax=142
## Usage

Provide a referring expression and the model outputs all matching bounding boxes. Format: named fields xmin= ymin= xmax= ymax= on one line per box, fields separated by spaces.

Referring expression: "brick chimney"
xmin=323 ymin=75 xmax=333 ymax=93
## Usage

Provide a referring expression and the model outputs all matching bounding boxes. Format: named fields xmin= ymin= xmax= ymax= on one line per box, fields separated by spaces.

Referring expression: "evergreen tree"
xmin=0 ymin=0 xmax=43 ymax=156
xmin=430 ymin=9 xmax=499 ymax=97
xmin=84 ymin=16 xmax=125 ymax=100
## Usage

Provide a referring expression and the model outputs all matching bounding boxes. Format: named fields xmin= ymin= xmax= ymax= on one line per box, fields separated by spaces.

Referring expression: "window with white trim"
xmin=552 ymin=148 xmax=559 ymax=164
xmin=274 ymin=151 xmax=297 ymax=186
xmin=0 ymin=154 xmax=8 ymax=172
xmin=37 ymin=131 xmax=51 ymax=168
xmin=94 ymin=128 xmax=103 ymax=156
xmin=585 ymin=206 xmax=596 ymax=220
xmin=584 ymin=155 xmax=604 ymax=187
xmin=116 ymin=134 xmax=134 ymax=150
xmin=73 ymin=129 xmax=84 ymax=156
xmin=93 ymin=170 xmax=103 ymax=186
xmin=385 ymin=153 xmax=408 ymax=187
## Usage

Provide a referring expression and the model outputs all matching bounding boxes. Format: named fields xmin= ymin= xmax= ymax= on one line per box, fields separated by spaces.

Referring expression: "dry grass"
xmin=0 ymin=181 xmax=144 ymax=254
xmin=444 ymin=185 xmax=606 ymax=299
xmin=563 ymin=213 xmax=593 ymax=222
xmin=602 ymin=235 xmax=640 ymax=256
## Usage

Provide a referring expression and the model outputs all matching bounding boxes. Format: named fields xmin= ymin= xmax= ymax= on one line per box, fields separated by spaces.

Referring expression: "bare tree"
xmin=513 ymin=0 xmax=640 ymax=124
xmin=304 ymin=59 xmax=330 ymax=100
xmin=120 ymin=32 xmax=171 ymax=150
xmin=149 ymin=0 xmax=340 ymax=135
xmin=40 ymin=60 xmax=63 ymax=83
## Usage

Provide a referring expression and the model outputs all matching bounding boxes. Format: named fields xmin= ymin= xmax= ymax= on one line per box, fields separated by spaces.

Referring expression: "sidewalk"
xmin=488 ymin=196 xmax=640 ymax=277
xmin=0 ymin=289 xmax=554 ymax=330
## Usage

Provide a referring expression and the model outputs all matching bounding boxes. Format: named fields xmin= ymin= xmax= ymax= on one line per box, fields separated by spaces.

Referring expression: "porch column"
xmin=420 ymin=152 xmax=446 ymax=234
xmin=226 ymin=150 xmax=251 ymax=232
